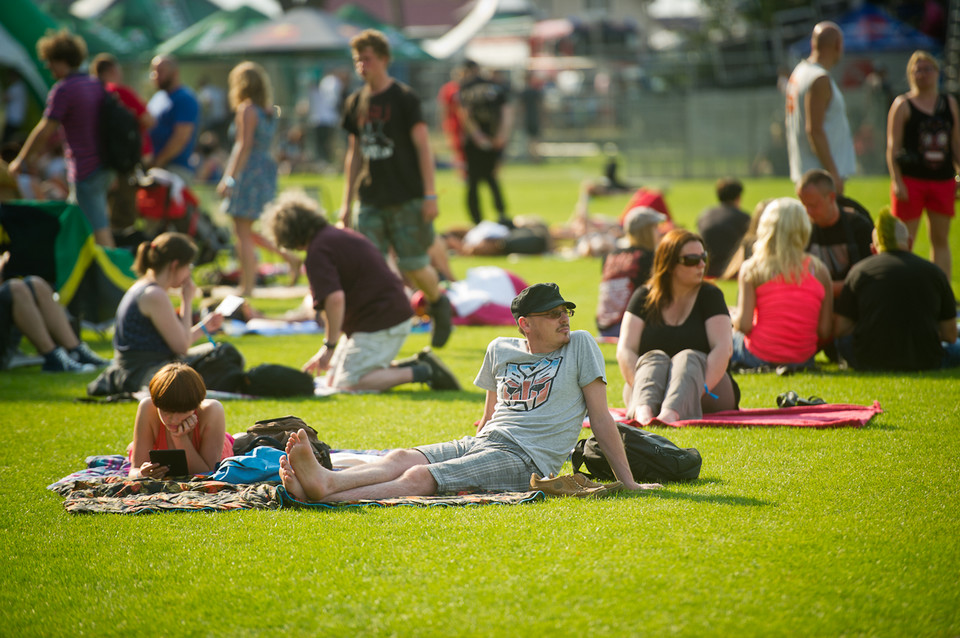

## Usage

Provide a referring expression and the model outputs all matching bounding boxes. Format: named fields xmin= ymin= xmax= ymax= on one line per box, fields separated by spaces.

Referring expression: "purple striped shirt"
xmin=44 ymin=73 xmax=103 ymax=182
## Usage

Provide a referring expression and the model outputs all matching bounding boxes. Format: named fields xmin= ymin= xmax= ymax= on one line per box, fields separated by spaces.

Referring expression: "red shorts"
xmin=891 ymin=176 xmax=956 ymax=221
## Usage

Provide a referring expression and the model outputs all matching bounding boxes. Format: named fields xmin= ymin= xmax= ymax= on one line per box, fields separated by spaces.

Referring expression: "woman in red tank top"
xmin=128 ymin=363 xmax=232 ymax=478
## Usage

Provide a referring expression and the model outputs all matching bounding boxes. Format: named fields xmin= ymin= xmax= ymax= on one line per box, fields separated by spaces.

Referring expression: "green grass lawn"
xmin=2 ymin=165 xmax=959 ymax=636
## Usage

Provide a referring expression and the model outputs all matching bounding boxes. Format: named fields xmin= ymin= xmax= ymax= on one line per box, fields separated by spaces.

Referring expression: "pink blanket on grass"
xmin=587 ymin=402 xmax=883 ymax=429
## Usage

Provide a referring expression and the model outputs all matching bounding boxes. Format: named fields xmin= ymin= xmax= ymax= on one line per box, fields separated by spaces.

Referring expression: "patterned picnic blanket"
xmin=48 ymin=456 xmax=545 ymax=514
xmin=49 ymin=476 xmax=282 ymax=514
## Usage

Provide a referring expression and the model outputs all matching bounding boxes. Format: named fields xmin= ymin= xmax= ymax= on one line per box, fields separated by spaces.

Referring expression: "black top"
xmin=901 ymin=94 xmax=956 ymax=181
xmin=696 ymin=203 xmax=751 ymax=278
xmin=625 ymin=283 xmax=729 ymax=357
xmin=459 ymin=76 xmax=509 ymax=137
xmin=835 ymin=251 xmax=956 ymax=371
xmin=341 ymin=81 xmax=425 ymax=207
xmin=807 ymin=210 xmax=874 ymax=282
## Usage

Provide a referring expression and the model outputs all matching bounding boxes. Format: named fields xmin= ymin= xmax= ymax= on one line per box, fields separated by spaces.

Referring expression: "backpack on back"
xmin=99 ymin=89 xmax=142 ymax=173
xmin=572 ymin=423 xmax=702 ymax=483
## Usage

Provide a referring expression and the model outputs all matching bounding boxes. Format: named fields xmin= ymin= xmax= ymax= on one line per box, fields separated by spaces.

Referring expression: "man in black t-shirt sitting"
xmin=835 ymin=212 xmax=959 ymax=371
xmin=797 ymin=169 xmax=874 ymax=299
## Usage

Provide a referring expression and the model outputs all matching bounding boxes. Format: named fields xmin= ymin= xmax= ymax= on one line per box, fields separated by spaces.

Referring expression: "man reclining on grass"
xmin=280 ymin=282 xmax=657 ymax=502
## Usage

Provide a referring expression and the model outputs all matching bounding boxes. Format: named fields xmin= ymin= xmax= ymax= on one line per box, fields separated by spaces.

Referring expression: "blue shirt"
xmin=148 ymin=86 xmax=200 ymax=172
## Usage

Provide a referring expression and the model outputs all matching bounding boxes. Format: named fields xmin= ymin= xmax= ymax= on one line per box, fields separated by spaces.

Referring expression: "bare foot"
xmin=285 ymin=428 xmax=333 ymax=501
xmin=656 ymin=408 xmax=680 ymax=424
xmin=279 ymin=454 xmax=306 ymax=501
xmin=636 ymin=405 xmax=655 ymax=425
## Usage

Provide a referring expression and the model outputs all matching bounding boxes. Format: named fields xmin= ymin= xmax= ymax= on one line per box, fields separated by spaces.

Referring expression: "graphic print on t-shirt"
xmin=499 ymin=356 xmax=562 ymax=411
xmin=918 ymin=114 xmax=950 ymax=169
xmin=359 ymin=103 xmax=395 ymax=160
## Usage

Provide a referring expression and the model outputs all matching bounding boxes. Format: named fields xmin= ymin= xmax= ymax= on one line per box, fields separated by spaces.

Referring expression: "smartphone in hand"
xmin=149 ymin=449 xmax=189 ymax=477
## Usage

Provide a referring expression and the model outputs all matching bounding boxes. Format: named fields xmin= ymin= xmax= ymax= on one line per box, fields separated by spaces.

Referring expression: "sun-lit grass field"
xmin=2 ymin=161 xmax=958 ymax=636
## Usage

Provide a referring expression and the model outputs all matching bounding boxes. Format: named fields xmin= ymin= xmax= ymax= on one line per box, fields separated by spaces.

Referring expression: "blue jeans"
xmin=70 ymin=168 xmax=111 ymax=232
xmin=732 ymin=331 xmax=815 ymax=370
xmin=836 ymin=335 xmax=960 ymax=369
xmin=940 ymin=339 xmax=960 ymax=368
xmin=730 ymin=331 xmax=772 ymax=368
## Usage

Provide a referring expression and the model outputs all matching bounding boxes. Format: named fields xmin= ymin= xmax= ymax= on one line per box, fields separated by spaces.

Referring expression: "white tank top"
xmin=785 ymin=59 xmax=856 ymax=183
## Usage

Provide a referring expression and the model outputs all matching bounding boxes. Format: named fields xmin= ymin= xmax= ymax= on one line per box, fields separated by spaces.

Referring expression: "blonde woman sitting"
xmin=730 ymin=198 xmax=833 ymax=369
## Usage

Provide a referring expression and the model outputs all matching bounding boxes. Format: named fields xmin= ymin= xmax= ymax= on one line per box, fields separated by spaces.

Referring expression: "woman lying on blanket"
xmin=128 ymin=363 xmax=233 ymax=479
xmin=88 ymin=232 xmax=224 ymax=396
xmin=729 ymin=198 xmax=833 ymax=369
xmin=616 ymin=229 xmax=739 ymax=425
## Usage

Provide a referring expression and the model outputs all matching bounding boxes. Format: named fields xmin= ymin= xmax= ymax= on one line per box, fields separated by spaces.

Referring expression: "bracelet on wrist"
xmin=423 ymin=194 xmax=437 ymax=201
xmin=323 ymin=340 xmax=338 ymax=350
xmin=224 ymin=175 xmax=236 ymax=188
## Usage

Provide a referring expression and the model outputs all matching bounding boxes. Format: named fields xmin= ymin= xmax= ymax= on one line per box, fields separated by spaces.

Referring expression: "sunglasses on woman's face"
xmin=678 ymin=252 xmax=708 ymax=267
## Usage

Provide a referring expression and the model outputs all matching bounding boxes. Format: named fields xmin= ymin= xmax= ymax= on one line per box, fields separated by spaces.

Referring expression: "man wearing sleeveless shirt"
xmin=785 ymin=22 xmax=856 ymax=194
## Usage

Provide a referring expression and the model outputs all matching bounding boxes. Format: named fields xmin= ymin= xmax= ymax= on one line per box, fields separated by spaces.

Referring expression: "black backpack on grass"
xmin=572 ymin=423 xmax=702 ymax=483
xmin=187 ymin=342 xmax=246 ymax=393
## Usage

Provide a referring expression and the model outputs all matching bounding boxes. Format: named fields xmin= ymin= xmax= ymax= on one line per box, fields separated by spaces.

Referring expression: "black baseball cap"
xmin=511 ymin=283 xmax=576 ymax=321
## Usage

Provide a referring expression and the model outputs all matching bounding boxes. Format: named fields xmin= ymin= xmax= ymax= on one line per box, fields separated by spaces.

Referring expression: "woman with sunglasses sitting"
xmin=616 ymin=229 xmax=739 ymax=425
xmin=729 ymin=198 xmax=832 ymax=370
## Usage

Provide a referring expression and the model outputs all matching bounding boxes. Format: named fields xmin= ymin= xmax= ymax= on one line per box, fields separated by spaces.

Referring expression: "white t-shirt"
xmin=785 ymin=59 xmax=856 ymax=183
xmin=474 ymin=330 xmax=607 ymax=476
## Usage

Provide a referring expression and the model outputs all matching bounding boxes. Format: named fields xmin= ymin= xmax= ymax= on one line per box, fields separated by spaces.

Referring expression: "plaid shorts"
xmin=417 ymin=430 xmax=540 ymax=493
xmin=357 ymin=198 xmax=435 ymax=272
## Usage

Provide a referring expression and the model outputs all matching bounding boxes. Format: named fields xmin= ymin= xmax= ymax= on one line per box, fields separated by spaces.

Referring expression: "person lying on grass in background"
xmin=128 ymin=362 xmax=233 ymax=479
xmin=278 ymin=282 xmax=659 ymax=502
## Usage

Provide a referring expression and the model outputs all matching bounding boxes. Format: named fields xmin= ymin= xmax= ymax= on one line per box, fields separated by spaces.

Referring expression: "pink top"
xmin=745 ymin=258 xmax=825 ymax=364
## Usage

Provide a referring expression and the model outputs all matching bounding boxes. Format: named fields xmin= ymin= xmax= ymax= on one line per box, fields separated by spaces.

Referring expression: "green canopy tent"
xmin=0 ymin=0 xmax=57 ymax=103
xmin=154 ymin=6 xmax=270 ymax=58
xmin=0 ymin=201 xmax=136 ymax=325
xmin=76 ymin=0 xmax=221 ymax=50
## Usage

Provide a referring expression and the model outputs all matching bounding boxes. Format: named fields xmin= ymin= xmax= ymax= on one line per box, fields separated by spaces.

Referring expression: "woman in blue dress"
xmin=217 ymin=61 xmax=301 ymax=296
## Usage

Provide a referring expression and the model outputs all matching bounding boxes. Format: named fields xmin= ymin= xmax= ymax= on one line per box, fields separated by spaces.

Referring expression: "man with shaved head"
xmin=146 ymin=55 xmax=199 ymax=182
xmin=785 ymin=21 xmax=856 ymax=194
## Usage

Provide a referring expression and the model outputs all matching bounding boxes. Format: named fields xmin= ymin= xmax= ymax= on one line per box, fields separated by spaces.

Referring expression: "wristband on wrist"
xmin=323 ymin=340 xmax=338 ymax=350
xmin=224 ymin=175 xmax=236 ymax=188
xmin=423 ymin=194 xmax=437 ymax=201
xmin=704 ymin=384 xmax=719 ymax=400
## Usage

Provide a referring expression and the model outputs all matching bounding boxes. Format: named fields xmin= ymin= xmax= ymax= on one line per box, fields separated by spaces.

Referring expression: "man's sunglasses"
xmin=678 ymin=252 xmax=709 ymax=267
xmin=526 ymin=308 xmax=574 ymax=320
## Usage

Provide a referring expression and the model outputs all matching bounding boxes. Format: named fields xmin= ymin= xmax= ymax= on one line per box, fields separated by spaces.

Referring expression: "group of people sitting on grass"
xmin=599 ymin=169 xmax=959 ymax=391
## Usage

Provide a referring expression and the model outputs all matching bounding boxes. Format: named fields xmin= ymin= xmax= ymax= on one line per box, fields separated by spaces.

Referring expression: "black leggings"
xmin=464 ymin=142 xmax=505 ymax=225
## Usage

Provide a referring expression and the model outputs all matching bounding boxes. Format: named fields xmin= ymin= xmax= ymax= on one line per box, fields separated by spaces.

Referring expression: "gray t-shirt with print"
xmin=474 ymin=330 xmax=607 ymax=477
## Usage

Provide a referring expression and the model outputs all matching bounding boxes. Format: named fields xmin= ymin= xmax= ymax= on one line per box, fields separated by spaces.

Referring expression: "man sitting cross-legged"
xmin=279 ymin=282 xmax=658 ymax=502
